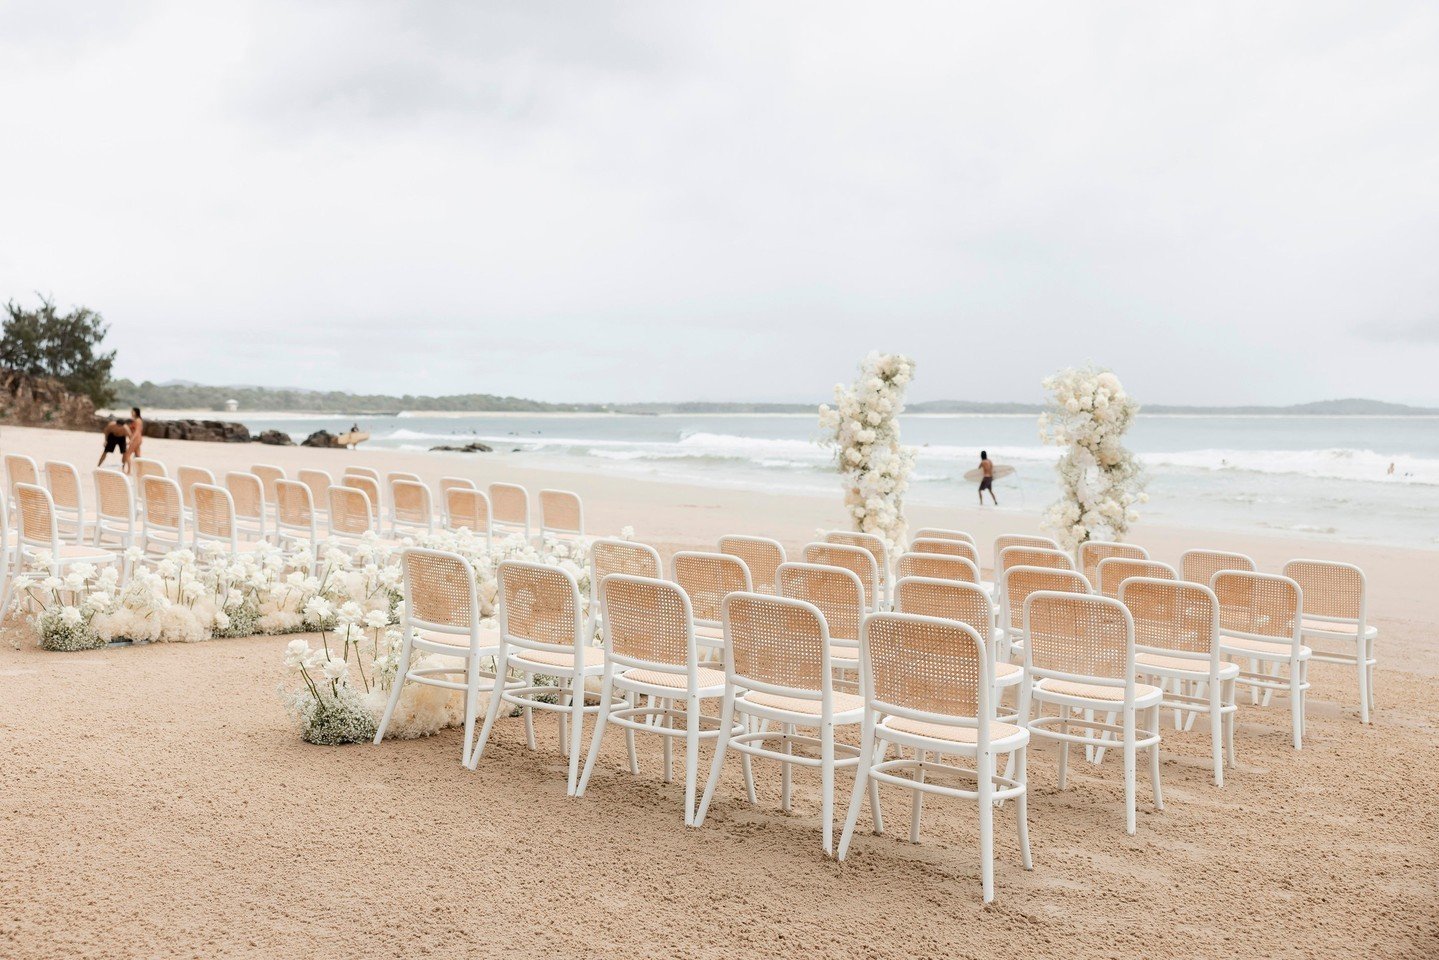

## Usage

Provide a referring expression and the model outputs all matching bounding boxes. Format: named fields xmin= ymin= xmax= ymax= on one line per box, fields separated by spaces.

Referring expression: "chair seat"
xmin=830 ymin=644 xmax=860 ymax=661
xmin=1035 ymin=677 xmax=1161 ymax=703
xmin=415 ymin=626 xmax=501 ymax=650
xmin=742 ymin=689 xmax=865 ymax=716
xmin=1136 ymin=652 xmax=1241 ymax=677
xmin=621 ymin=666 xmax=726 ymax=690
xmin=1220 ymin=635 xmax=1311 ymax=659
xmin=881 ymin=715 xmax=1028 ymax=749
xmin=993 ymin=661 xmax=1023 ymax=687
xmin=56 ymin=544 xmax=118 ymax=561
xmin=513 ymin=646 xmax=606 ymax=669
xmin=695 ymin=624 xmax=725 ymax=643
xmin=1300 ymin=617 xmax=1377 ymax=640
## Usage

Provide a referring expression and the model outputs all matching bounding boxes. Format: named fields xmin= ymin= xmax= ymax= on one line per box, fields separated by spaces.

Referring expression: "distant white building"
xmin=224 ymin=398 xmax=239 ymax=412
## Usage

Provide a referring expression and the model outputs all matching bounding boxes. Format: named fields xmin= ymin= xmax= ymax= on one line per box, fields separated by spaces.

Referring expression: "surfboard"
xmin=336 ymin=430 xmax=370 ymax=448
xmin=964 ymin=464 xmax=1016 ymax=482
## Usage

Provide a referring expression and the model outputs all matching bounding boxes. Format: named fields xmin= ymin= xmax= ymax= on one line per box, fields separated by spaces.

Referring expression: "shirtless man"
xmin=98 ymin=419 xmax=128 ymax=468
xmin=977 ymin=450 xmax=997 ymax=505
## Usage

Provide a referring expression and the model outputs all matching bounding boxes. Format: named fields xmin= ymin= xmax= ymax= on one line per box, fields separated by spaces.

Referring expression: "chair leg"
xmin=662 ymin=699 xmax=674 ymax=783
xmin=1057 ymin=705 xmax=1071 ymax=791
xmin=1223 ymin=679 xmax=1237 ymax=767
xmin=460 ymin=654 xmax=480 ymax=767
xmin=1148 ymin=705 xmax=1164 ymax=811
xmin=978 ymin=746 xmax=995 ymax=903
xmin=821 ymin=722 xmax=836 ymax=855
xmin=372 ymin=642 xmax=413 ymax=745
xmin=1123 ymin=705 xmax=1137 ymax=835
xmin=522 ymin=672 xmax=537 ymax=751
xmin=909 ymin=750 xmax=926 ymax=844
xmin=469 ymin=656 xmax=511 ymax=770
xmin=1015 ymin=745 xmax=1033 ymax=870
xmin=780 ymin=722 xmax=795 ymax=813
xmin=1209 ymin=689 xmax=1224 ymax=788
xmin=868 ymin=738 xmax=885 ymax=836
xmin=837 ymin=721 xmax=876 ymax=861
xmin=683 ymin=696 xmax=701 ymax=827
xmin=1357 ymin=645 xmax=1370 ymax=724
xmin=693 ymin=692 xmax=735 ymax=827
xmin=565 ymin=676 xmax=585 ymax=796
xmin=1290 ymin=664 xmax=1303 ymax=750
xmin=576 ymin=670 xmax=614 ymax=797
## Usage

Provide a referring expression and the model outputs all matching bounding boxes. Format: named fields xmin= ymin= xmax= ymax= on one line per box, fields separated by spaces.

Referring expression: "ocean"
xmin=229 ymin=412 xmax=1439 ymax=549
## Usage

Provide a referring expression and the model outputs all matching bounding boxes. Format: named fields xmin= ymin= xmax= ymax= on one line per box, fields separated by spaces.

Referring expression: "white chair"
xmin=344 ymin=465 xmax=382 ymax=483
xmin=823 ymin=530 xmax=891 ymax=608
xmin=327 ymin=485 xmax=381 ymax=546
xmin=1284 ymin=559 xmax=1377 ymax=725
xmin=442 ymin=487 xmax=492 ymax=548
xmin=895 ymin=552 xmax=981 ymax=585
xmin=894 ymin=576 xmax=1022 ymax=721
xmin=801 ymin=541 xmax=880 ymax=612
xmin=297 ymin=469 xmax=332 ymax=523
xmin=91 ymin=469 xmax=138 ymax=559
xmin=140 ymin=475 xmax=188 ymax=557
xmin=1122 ymin=577 xmax=1238 ymax=786
xmin=1096 ymin=557 xmax=1176 ymax=599
xmin=375 ymin=548 xmax=512 ymax=765
xmin=1181 ymin=548 xmax=1255 ymax=586
xmin=1018 ymin=590 xmax=1163 ymax=834
xmin=224 ymin=471 xmax=269 ymax=542
xmin=910 ymin=527 xmax=976 ymax=545
xmin=999 ymin=564 xmax=1090 ymax=662
xmin=694 ymin=592 xmax=868 ymax=854
xmin=274 ymin=479 xmax=320 ymax=560
xmin=176 ymin=466 xmax=215 ymax=519
xmin=42 ymin=461 xmax=87 ymax=544
xmin=1215 ymin=570 xmax=1309 ymax=749
xmin=588 ymin=538 xmax=662 ymax=642
xmin=4 ymin=454 xmax=39 ymax=507
xmin=577 ymin=574 xmax=732 ymax=823
xmin=488 ymin=482 xmax=530 ymax=542
xmin=671 ymin=550 xmax=752 ymax=651
xmin=718 ymin=535 xmax=786 ymax=594
xmin=470 ymin=560 xmax=604 ymax=794
xmin=192 ymin=483 xmax=266 ymax=556
xmin=1 ymin=484 xmax=122 ymax=615
xmin=837 ymin=612 xmax=1031 ymax=902
xmin=776 ymin=561 xmax=866 ymax=686
xmin=339 ymin=474 xmax=383 ymax=529
xmin=539 ymin=489 xmax=584 ymax=542
xmin=1078 ymin=540 xmax=1149 ymax=588
xmin=389 ymin=479 xmax=434 ymax=537
xmin=251 ymin=464 xmax=285 ymax=523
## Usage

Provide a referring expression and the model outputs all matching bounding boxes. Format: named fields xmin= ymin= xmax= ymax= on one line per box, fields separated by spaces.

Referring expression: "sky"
xmin=1 ymin=1 xmax=1436 ymax=406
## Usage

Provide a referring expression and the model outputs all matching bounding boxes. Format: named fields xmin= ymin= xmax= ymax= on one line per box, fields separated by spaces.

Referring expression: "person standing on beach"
xmin=124 ymin=407 xmax=144 ymax=472
xmin=98 ymin=419 xmax=128 ymax=468
xmin=977 ymin=450 xmax=997 ymax=505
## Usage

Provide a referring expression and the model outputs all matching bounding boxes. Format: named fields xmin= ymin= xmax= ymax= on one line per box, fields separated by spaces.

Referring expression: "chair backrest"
xmin=439 ymin=476 xmax=475 ymax=495
xmin=6 ymin=454 xmax=38 ymax=498
xmin=895 ymin=552 xmax=980 ymax=584
xmin=329 ymin=485 xmax=375 ymax=536
xmin=14 ymin=482 xmax=57 ymax=548
xmin=339 ymin=474 xmax=382 ymax=522
xmin=275 ymin=479 xmax=316 ymax=531
xmin=142 ymin=476 xmax=185 ymax=533
xmin=1097 ymin=557 xmax=1176 ymax=599
xmin=177 ymin=466 xmax=215 ymax=508
xmin=722 ymin=592 xmax=831 ymax=700
xmin=133 ymin=457 xmax=167 ymax=482
xmin=497 ymin=560 xmax=583 ymax=652
xmin=251 ymin=464 xmax=284 ymax=501
xmin=776 ymin=561 xmax=864 ymax=643
xmin=1212 ymin=570 xmax=1302 ymax=647
xmin=386 ymin=471 xmax=422 ymax=484
xmin=444 ymin=486 xmax=491 ymax=537
xmin=824 ymin=530 xmax=889 ymax=577
xmin=999 ymin=545 xmax=1073 ymax=577
xmin=539 ymin=489 xmax=584 ymax=537
xmin=1120 ymin=577 xmax=1220 ymax=670
xmin=719 ymin=535 xmax=786 ymax=593
xmin=1078 ymin=540 xmax=1148 ymax=586
xmin=1282 ymin=559 xmax=1365 ymax=624
xmin=489 ymin=482 xmax=529 ymax=531
xmin=1023 ymin=591 xmax=1135 ymax=690
xmin=602 ymin=574 xmax=695 ymax=672
xmin=225 ymin=472 xmax=266 ymax=522
xmin=402 ymin=548 xmax=478 ymax=632
xmin=1181 ymin=549 xmax=1256 ymax=586
xmin=672 ymin=551 xmax=753 ymax=626
xmin=93 ymin=469 xmax=135 ymax=523
xmin=192 ymin=483 xmax=237 ymax=542
xmin=894 ymin=577 xmax=993 ymax=641
xmin=43 ymin=460 xmax=83 ymax=511
xmin=862 ymin=613 xmax=989 ymax=727
xmin=591 ymin=538 xmax=663 ymax=613
xmin=801 ymin=542 xmax=880 ymax=610
xmin=993 ymin=533 xmax=1061 ymax=570
xmin=344 ymin=465 xmax=381 ymax=482
xmin=910 ymin=527 xmax=976 ymax=545
xmin=1003 ymin=565 xmax=1091 ymax=631
xmin=298 ymin=469 xmax=332 ymax=510
xmin=909 ymin=537 xmax=981 ymax=567
xmin=390 ymin=479 xmax=433 ymax=530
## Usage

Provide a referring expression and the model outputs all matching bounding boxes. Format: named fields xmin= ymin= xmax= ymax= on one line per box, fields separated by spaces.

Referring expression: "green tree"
xmin=0 ymin=295 xmax=116 ymax=406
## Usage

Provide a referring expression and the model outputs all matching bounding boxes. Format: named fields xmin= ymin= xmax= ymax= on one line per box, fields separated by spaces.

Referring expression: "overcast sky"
xmin=1 ymin=1 xmax=1436 ymax=405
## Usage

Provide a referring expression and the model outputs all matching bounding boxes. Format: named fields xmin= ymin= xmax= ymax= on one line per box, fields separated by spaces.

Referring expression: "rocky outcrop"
xmin=301 ymin=430 xmax=342 ymax=448
xmin=143 ymin=419 xmax=251 ymax=443
xmin=256 ymin=430 xmax=295 ymax=446
xmin=429 ymin=441 xmax=493 ymax=453
xmin=0 ymin=369 xmax=97 ymax=429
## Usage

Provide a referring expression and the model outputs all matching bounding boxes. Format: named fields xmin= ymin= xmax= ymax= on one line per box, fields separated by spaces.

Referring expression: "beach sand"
xmin=2 ymin=424 xmax=1436 ymax=959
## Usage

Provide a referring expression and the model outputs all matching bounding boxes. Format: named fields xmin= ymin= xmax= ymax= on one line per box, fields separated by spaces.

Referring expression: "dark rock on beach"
xmin=257 ymin=430 xmax=295 ymax=446
xmin=429 ymin=441 xmax=493 ymax=453
xmin=301 ymin=430 xmax=342 ymax=448
xmin=144 ymin=419 xmax=251 ymax=443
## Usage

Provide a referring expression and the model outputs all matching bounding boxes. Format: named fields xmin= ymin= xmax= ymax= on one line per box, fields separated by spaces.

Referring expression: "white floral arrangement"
xmin=818 ymin=352 xmax=917 ymax=554
xmin=1038 ymin=365 xmax=1147 ymax=549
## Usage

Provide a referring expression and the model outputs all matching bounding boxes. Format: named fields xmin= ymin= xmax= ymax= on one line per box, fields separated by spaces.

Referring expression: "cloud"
xmin=1354 ymin=317 xmax=1439 ymax=343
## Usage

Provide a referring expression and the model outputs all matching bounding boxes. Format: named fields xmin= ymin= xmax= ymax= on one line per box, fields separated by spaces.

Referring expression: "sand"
xmin=2 ymin=424 xmax=1437 ymax=959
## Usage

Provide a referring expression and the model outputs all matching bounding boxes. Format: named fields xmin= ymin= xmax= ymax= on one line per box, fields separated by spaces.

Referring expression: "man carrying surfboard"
xmin=977 ymin=450 xmax=997 ymax=505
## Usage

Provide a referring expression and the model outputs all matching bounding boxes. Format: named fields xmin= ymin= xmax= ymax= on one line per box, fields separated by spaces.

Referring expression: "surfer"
xmin=978 ymin=450 xmax=997 ymax=505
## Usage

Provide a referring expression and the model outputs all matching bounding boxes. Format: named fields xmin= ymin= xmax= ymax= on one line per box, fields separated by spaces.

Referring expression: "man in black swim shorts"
xmin=98 ymin=419 xmax=128 ymax=467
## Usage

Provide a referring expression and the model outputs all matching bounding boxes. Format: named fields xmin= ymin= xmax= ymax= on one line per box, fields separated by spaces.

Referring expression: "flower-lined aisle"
xmin=9 ymin=530 xmax=598 ymax=744
xmin=818 ymin=352 xmax=916 ymax=554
